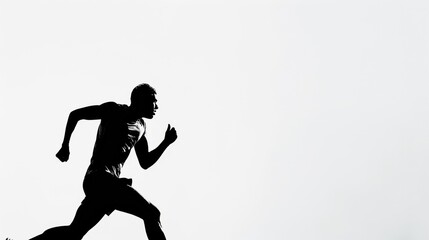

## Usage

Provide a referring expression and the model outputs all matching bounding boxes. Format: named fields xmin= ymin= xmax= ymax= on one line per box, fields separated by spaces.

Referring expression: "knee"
xmin=143 ymin=203 xmax=161 ymax=222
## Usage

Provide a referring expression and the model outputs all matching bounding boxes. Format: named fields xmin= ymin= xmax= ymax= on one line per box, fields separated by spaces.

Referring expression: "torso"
xmin=87 ymin=103 xmax=145 ymax=178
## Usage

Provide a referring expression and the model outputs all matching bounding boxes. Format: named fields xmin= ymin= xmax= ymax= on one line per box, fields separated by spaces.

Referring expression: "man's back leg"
xmin=29 ymin=200 xmax=105 ymax=240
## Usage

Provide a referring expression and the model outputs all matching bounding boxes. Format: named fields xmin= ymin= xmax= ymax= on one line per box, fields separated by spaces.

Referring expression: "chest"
xmin=98 ymin=118 xmax=145 ymax=143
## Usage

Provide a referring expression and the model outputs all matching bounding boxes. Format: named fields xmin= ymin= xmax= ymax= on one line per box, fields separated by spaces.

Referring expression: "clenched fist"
xmin=164 ymin=124 xmax=177 ymax=145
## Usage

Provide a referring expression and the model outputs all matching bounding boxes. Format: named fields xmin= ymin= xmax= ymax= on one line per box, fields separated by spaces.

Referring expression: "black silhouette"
xmin=19 ymin=84 xmax=177 ymax=240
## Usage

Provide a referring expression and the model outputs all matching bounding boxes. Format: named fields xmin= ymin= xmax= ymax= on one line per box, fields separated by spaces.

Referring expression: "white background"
xmin=1 ymin=1 xmax=429 ymax=240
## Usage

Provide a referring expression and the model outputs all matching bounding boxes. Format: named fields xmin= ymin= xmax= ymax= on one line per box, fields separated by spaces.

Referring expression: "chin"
xmin=143 ymin=114 xmax=155 ymax=119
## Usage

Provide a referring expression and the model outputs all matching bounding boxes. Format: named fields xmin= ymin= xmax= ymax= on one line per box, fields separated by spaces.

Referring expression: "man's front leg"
xmin=144 ymin=220 xmax=166 ymax=240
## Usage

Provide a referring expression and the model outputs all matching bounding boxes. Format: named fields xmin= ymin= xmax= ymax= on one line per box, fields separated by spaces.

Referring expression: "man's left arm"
xmin=135 ymin=124 xmax=177 ymax=170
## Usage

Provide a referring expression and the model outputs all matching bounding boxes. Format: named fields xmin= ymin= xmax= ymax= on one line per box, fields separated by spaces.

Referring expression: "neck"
xmin=127 ymin=105 xmax=142 ymax=121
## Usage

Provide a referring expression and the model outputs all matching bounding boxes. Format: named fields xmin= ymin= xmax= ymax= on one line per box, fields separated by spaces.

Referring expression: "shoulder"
xmin=100 ymin=101 xmax=119 ymax=109
xmin=99 ymin=102 xmax=126 ymax=118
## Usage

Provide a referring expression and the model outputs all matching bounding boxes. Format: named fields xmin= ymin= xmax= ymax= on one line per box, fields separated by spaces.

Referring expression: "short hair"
xmin=131 ymin=83 xmax=157 ymax=104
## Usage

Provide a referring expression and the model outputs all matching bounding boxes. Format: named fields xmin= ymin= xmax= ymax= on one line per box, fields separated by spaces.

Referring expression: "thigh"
xmin=84 ymin=171 xmax=160 ymax=221
xmin=113 ymin=184 xmax=160 ymax=221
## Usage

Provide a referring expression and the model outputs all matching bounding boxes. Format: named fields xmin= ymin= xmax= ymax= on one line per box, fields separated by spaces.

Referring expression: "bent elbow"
xmin=137 ymin=153 xmax=152 ymax=170
xmin=69 ymin=110 xmax=77 ymax=119
xmin=139 ymin=161 xmax=150 ymax=170
xmin=141 ymin=164 xmax=149 ymax=170
xmin=69 ymin=109 xmax=81 ymax=122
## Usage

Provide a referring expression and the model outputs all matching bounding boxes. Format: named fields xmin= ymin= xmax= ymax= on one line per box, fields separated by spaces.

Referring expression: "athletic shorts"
xmin=81 ymin=170 xmax=134 ymax=216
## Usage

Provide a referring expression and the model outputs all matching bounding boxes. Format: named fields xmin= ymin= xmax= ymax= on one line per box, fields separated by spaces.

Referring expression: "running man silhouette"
xmin=27 ymin=83 xmax=177 ymax=240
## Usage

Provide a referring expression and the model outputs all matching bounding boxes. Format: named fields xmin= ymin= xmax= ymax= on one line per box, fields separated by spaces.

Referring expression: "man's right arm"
xmin=56 ymin=104 xmax=107 ymax=162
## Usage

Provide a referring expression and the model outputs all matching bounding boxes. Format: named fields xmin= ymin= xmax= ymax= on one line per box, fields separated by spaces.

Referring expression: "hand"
xmin=56 ymin=145 xmax=70 ymax=162
xmin=164 ymin=124 xmax=177 ymax=145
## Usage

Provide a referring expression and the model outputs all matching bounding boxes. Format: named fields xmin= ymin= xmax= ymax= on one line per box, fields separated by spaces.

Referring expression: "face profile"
xmin=130 ymin=93 xmax=158 ymax=119
xmin=142 ymin=94 xmax=158 ymax=119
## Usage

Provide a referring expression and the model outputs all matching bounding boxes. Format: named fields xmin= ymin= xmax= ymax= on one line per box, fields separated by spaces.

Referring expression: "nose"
xmin=155 ymin=103 xmax=158 ymax=109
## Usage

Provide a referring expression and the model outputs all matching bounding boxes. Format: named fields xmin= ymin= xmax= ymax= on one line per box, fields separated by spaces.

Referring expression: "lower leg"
xmin=144 ymin=221 xmax=166 ymax=240
xmin=29 ymin=202 xmax=104 ymax=240
xmin=29 ymin=226 xmax=70 ymax=240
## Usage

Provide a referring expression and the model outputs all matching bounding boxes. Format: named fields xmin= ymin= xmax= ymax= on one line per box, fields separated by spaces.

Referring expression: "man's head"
xmin=130 ymin=83 xmax=158 ymax=119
